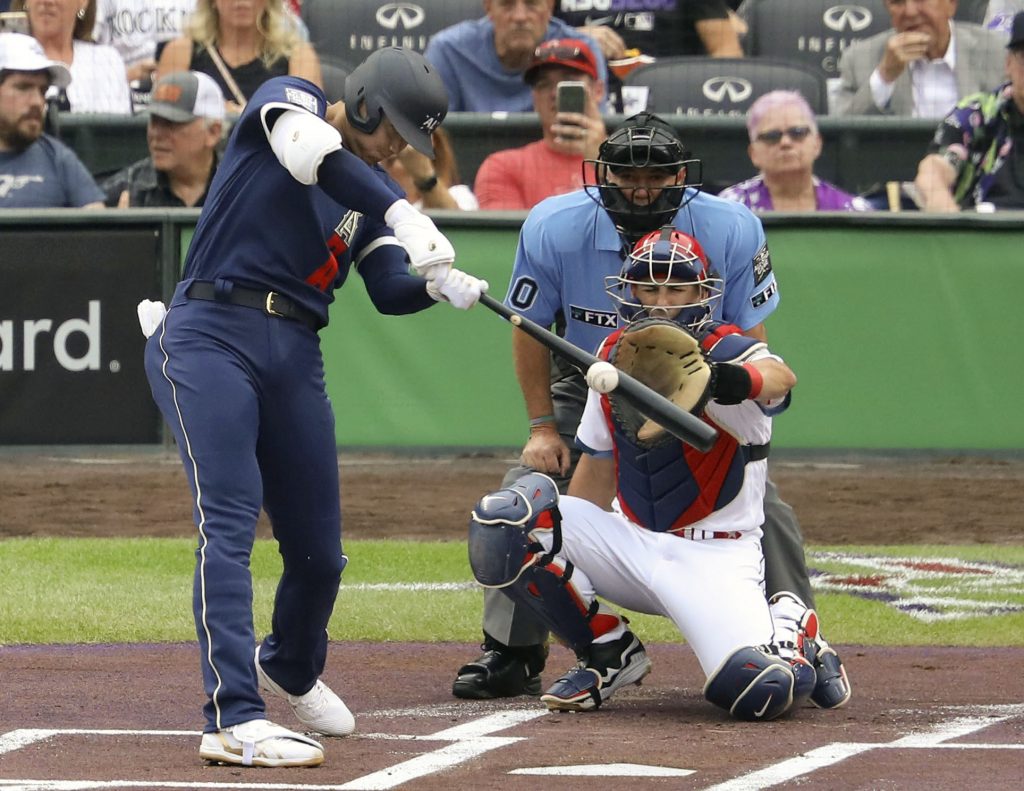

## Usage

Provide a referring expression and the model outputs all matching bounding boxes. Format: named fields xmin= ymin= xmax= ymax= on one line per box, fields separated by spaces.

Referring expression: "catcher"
xmin=466 ymin=227 xmax=849 ymax=720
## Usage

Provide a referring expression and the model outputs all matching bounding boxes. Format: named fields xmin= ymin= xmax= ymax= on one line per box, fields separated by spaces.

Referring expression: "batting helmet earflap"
xmin=344 ymin=47 xmax=449 ymax=158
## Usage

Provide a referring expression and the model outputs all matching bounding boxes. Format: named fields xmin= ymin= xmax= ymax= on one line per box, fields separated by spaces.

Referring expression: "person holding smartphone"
xmin=475 ymin=38 xmax=607 ymax=210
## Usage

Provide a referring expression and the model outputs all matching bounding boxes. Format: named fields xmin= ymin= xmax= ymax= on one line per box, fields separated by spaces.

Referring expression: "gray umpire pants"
xmin=482 ymin=368 xmax=816 ymax=648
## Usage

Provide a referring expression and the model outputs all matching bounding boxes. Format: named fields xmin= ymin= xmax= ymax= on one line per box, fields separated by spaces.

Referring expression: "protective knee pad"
xmin=704 ymin=646 xmax=798 ymax=721
xmin=467 ymin=472 xmax=560 ymax=587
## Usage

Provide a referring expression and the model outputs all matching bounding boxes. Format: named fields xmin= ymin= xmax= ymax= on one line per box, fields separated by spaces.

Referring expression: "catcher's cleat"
xmin=199 ymin=718 xmax=324 ymax=767
xmin=452 ymin=635 xmax=548 ymax=700
xmin=255 ymin=647 xmax=355 ymax=737
xmin=541 ymin=631 xmax=652 ymax=712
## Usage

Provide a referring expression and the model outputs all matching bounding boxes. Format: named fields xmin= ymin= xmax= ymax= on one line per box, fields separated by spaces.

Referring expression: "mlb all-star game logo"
xmin=809 ymin=551 xmax=1024 ymax=621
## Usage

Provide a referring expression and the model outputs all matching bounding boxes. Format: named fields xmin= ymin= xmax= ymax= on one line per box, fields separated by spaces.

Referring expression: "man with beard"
xmin=0 ymin=32 xmax=103 ymax=207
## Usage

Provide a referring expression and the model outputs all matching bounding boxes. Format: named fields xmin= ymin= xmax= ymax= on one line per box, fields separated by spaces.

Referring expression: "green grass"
xmin=1 ymin=538 xmax=1021 ymax=646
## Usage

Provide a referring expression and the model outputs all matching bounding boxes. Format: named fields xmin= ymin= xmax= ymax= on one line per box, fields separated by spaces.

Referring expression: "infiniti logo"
xmin=823 ymin=5 xmax=873 ymax=32
xmin=376 ymin=2 xmax=425 ymax=30
xmin=702 ymin=77 xmax=752 ymax=103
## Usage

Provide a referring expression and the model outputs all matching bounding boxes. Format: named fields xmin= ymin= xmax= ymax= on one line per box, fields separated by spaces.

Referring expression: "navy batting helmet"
xmin=606 ymin=226 xmax=722 ymax=331
xmin=585 ymin=112 xmax=702 ymax=243
xmin=344 ymin=47 xmax=449 ymax=158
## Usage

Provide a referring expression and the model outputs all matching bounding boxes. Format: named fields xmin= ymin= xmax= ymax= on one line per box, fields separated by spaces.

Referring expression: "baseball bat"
xmin=478 ymin=293 xmax=718 ymax=452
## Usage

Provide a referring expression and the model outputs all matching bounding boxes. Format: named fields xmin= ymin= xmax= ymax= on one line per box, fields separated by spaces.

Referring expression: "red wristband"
xmin=743 ymin=363 xmax=764 ymax=399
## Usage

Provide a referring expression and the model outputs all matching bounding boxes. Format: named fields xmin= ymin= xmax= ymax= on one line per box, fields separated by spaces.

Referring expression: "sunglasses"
xmin=755 ymin=126 xmax=813 ymax=144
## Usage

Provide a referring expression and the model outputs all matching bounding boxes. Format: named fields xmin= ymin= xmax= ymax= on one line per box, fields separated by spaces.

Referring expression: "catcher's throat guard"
xmin=468 ymin=473 xmax=561 ymax=588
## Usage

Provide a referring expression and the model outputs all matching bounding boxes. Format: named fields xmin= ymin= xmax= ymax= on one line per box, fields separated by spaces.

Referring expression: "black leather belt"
xmin=744 ymin=442 xmax=771 ymax=462
xmin=186 ymin=281 xmax=320 ymax=331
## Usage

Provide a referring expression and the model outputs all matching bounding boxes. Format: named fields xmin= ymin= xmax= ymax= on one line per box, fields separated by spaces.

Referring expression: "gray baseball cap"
xmin=0 ymin=32 xmax=71 ymax=89
xmin=148 ymin=71 xmax=226 ymax=123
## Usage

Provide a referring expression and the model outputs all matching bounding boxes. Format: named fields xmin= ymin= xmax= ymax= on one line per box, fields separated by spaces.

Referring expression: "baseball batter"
xmin=466 ymin=229 xmax=849 ymax=718
xmin=142 ymin=48 xmax=485 ymax=768
xmin=454 ymin=112 xmax=832 ymax=700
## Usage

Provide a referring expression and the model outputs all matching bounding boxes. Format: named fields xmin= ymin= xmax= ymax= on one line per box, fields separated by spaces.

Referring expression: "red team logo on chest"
xmin=309 ymin=210 xmax=363 ymax=292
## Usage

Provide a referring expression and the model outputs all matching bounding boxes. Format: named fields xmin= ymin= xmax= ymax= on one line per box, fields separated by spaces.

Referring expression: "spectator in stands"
xmin=555 ymin=0 xmax=744 ymax=61
xmin=100 ymin=70 xmax=223 ymax=207
xmin=423 ymin=0 xmax=607 ymax=113
xmin=0 ymin=32 xmax=103 ymax=206
xmin=92 ymin=0 xmax=195 ymax=94
xmin=835 ymin=0 xmax=1008 ymax=117
xmin=719 ymin=90 xmax=872 ymax=211
xmin=381 ymin=128 xmax=478 ymax=211
xmin=475 ymin=37 xmax=606 ymax=210
xmin=156 ymin=0 xmax=321 ymax=113
xmin=15 ymin=0 xmax=132 ymax=113
xmin=913 ymin=11 xmax=1024 ymax=210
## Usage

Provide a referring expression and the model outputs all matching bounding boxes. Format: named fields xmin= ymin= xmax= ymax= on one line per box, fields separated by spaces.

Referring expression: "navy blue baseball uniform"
xmin=144 ymin=76 xmax=441 ymax=735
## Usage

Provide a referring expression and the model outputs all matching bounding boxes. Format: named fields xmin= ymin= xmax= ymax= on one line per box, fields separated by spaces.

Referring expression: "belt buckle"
xmin=265 ymin=291 xmax=285 ymax=318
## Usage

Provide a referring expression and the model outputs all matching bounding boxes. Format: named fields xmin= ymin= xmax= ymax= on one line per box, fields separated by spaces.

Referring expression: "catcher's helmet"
xmin=344 ymin=47 xmax=449 ymax=158
xmin=585 ymin=112 xmax=703 ymax=243
xmin=606 ymin=226 xmax=723 ymax=331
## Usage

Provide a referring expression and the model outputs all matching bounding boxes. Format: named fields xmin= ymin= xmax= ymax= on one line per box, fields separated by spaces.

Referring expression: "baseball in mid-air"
xmin=586 ymin=361 xmax=620 ymax=394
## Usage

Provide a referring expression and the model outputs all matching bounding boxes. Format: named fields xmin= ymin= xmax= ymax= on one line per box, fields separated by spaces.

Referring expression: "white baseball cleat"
xmin=255 ymin=647 xmax=356 ymax=736
xmin=199 ymin=718 xmax=323 ymax=767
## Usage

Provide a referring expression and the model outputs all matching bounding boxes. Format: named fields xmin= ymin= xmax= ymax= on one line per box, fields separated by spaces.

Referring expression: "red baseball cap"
xmin=524 ymin=38 xmax=599 ymax=84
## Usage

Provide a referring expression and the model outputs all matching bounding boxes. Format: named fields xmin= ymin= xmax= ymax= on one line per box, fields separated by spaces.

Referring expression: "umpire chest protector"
xmin=600 ymin=324 xmax=767 ymax=533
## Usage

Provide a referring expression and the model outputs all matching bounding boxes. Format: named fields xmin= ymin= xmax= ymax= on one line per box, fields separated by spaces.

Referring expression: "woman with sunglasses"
xmin=719 ymin=90 xmax=872 ymax=212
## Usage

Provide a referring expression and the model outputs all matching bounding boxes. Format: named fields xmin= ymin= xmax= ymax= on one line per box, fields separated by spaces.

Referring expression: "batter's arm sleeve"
xmin=356 ymin=232 xmax=435 ymax=315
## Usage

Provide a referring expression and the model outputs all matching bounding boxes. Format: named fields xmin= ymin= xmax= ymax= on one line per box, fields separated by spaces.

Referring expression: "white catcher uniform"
xmin=535 ymin=344 xmax=784 ymax=679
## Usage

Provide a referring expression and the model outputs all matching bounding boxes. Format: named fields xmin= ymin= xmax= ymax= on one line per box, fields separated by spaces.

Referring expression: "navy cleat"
xmin=452 ymin=634 xmax=548 ymax=699
xmin=541 ymin=631 xmax=652 ymax=712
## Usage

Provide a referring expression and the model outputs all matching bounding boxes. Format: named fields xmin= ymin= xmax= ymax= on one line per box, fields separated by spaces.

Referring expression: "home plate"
xmin=511 ymin=763 xmax=695 ymax=777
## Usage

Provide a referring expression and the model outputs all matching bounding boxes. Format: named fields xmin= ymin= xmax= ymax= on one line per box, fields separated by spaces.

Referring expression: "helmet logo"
xmin=421 ymin=115 xmax=441 ymax=133
xmin=376 ymin=3 xmax=425 ymax=30
xmin=823 ymin=5 xmax=873 ymax=32
xmin=702 ymin=77 xmax=753 ymax=104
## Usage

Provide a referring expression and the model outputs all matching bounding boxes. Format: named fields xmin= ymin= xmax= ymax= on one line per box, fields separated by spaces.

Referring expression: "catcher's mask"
xmin=606 ymin=226 xmax=723 ymax=332
xmin=584 ymin=112 xmax=703 ymax=244
xmin=344 ymin=47 xmax=449 ymax=158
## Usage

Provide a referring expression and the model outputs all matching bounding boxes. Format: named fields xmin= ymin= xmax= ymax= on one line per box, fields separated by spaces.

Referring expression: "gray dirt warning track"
xmin=0 ymin=642 xmax=1022 ymax=790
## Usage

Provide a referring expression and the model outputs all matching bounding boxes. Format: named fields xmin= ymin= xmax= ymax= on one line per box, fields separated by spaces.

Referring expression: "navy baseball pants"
xmin=145 ymin=282 xmax=346 ymax=732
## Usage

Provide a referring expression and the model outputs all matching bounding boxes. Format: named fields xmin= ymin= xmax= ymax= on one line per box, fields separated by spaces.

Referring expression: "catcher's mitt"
xmin=607 ymin=318 xmax=715 ymax=446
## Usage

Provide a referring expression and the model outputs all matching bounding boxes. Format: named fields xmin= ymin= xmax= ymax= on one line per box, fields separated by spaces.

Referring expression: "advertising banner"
xmin=0 ymin=228 xmax=161 ymax=443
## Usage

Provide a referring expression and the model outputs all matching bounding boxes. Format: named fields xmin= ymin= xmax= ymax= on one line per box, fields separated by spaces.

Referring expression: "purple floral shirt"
xmin=718 ymin=175 xmax=873 ymax=212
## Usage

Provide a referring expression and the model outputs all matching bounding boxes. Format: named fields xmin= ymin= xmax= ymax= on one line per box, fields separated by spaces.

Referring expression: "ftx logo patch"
xmin=570 ymin=305 xmax=617 ymax=328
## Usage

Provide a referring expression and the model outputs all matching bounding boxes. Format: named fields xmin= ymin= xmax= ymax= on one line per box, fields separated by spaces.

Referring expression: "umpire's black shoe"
xmin=452 ymin=634 xmax=548 ymax=699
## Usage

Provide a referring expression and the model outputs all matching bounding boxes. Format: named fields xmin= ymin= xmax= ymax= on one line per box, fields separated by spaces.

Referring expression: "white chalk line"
xmin=0 ymin=710 xmax=544 ymax=791
xmin=2 ymin=704 xmax=1021 ymax=789
xmin=701 ymin=703 xmax=1024 ymax=791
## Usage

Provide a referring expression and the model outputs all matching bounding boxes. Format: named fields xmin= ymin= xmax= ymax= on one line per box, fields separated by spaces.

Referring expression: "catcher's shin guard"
xmin=468 ymin=472 xmax=602 ymax=653
xmin=704 ymin=646 xmax=799 ymax=721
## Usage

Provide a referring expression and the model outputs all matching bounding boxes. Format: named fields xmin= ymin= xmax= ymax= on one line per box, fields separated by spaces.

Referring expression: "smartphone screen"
xmin=556 ymin=81 xmax=587 ymax=115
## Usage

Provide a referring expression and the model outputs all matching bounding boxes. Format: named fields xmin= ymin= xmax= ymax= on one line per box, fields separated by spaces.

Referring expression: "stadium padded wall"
xmin=0 ymin=212 xmax=1020 ymax=450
